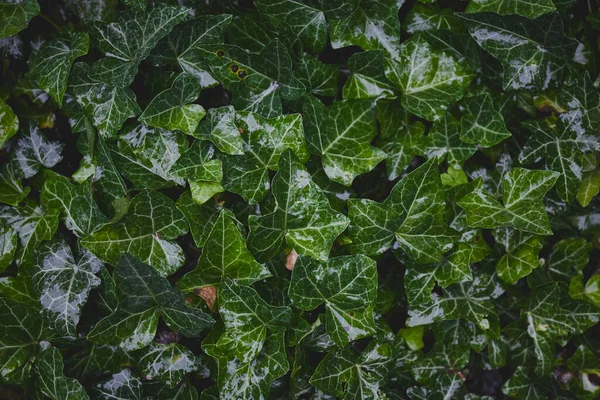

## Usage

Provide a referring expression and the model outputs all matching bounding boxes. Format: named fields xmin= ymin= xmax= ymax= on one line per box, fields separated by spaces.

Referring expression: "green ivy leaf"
xmin=0 ymin=0 xmax=39 ymax=39
xmin=0 ymin=163 xmax=30 ymax=207
xmin=36 ymin=347 xmax=89 ymax=400
xmin=385 ymin=32 xmax=472 ymax=121
xmin=0 ymin=224 xmax=17 ymax=273
xmin=289 ymin=255 xmax=377 ymax=347
xmin=11 ymin=121 xmax=64 ymax=179
xmin=255 ymin=0 xmax=327 ymax=53
xmin=295 ymin=54 xmax=339 ymax=97
xmin=69 ymin=63 xmax=141 ymax=138
xmin=26 ymin=240 xmax=103 ymax=338
xmin=139 ymin=72 xmax=205 ymax=134
xmin=29 ymin=32 xmax=89 ymax=106
xmin=425 ymin=113 xmax=476 ymax=168
xmin=81 ymin=190 xmax=188 ymax=276
xmin=458 ymin=168 xmax=559 ymax=235
xmin=465 ymin=0 xmax=555 ymax=19
xmin=547 ymin=237 xmax=592 ymax=280
xmin=558 ymin=73 xmax=600 ymax=137
xmin=93 ymin=369 xmax=143 ymax=399
xmin=88 ymin=256 xmax=214 ymax=350
xmin=149 ymin=15 xmax=231 ymax=88
xmin=193 ymin=106 xmax=243 ymax=155
xmin=90 ymin=3 xmax=189 ymax=87
xmin=330 ymin=0 xmax=402 ymax=59
xmin=138 ymin=343 xmax=197 ymax=388
xmin=248 ymin=149 xmax=350 ymax=261
xmin=217 ymin=279 xmax=291 ymax=362
xmin=494 ymin=227 xmax=543 ymax=284
xmin=460 ymin=94 xmax=512 ymax=147
xmin=460 ymin=12 xmax=577 ymax=90
xmin=0 ymin=97 xmax=19 ymax=149
xmin=303 ymin=96 xmax=386 ymax=186
xmin=343 ymin=50 xmax=396 ymax=100
xmin=404 ymin=3 xmax=464 ymax=34
xmin=178 ymin=210 xmax=270 ymax=292
xmin=348 ymin=158 xmax=459 ymax=263
xmin=220 ymin=111 xmax=308 ymax=204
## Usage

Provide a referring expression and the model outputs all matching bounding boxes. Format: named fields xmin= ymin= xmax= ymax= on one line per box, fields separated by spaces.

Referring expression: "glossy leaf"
xmin=11 ymin=121 xmax=64 ymax=179
xmin=193 ymin=106 xmax=243 ymax=155
xmin=460 ymin=94 xmax=511 ymax=147
xmin=0 ymin=97 xmax=19 ymax=149
xmin=0 ymin=0 xmax=39 ymax=39
xmin=36 ymin=347 xmax=89 ymax=400
xmin=138 ymin=343 xmax=197 ymax=388
xmin=466 ymin=0 xmax=555 ymax=19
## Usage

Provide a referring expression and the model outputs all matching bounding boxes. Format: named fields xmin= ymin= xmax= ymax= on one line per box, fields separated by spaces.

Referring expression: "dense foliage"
xmin=1 ymin=0 xmax=600 ymax=399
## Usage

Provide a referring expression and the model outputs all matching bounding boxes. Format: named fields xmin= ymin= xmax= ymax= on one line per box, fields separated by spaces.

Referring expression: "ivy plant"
xmin=1 ymin=0 xmax=600 ymax=399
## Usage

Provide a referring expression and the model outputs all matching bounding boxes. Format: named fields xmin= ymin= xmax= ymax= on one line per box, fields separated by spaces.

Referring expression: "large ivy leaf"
xmin=343 ymin=50 xmax=396 ymax=100
xmin=458 ymin=168 xmax=559 ymax=235
xmin=303 ymin=96 xmax=386 ymax=186
xmin=494 ymin=227 xmax=542 ymax=284
xmin=348 ymin=158 xmax=458 ymax=263
xmin=0 ymin=162 xmax=30 ymax=207
xmin=178 ymin=210 xmax=270 ymax=292
xmin=404 ymin=3 xmax=464 ymax=34
xmin=88 ymin=256 xmax=214 ymax=350
xmin=138 ymin=343 xmax=197 ymax=388
xmin=310 ymin=341 xmax=392 ymax=400
xmin=149 ymin=15 xmax=231 ymax=87
xmin=0 ymin=224 xmax=17 ymax=273
xmin=139 ymin=72 xmax=205 ymax=135
xmin=460 ymin=93 xmax=512 ymax=147
xmin=247 ymin=149 xmax=350 ymax=261
xmin=41 ymin=171 xmax=108 ymax=237
xmin=0 ymin=0 xmax=39 ymax=39
xmin=69 ymin=63 xmax=141 ymax=138
xmin=520 ymin=119 xmax=598 ymax=202
xmin=26 ymin=240 xmax=103 ymax=338
xmin=465 ymin=0 xmax=556 ymax=19
xmin=0 ymin=199 xmax=59 ymax=265
xmin=217 ymin=279 xmax=291 ymax=362
xmin=295 ymin=53 xmax=339 ymax=97
xmin=425 ymin=113 xmax=476 ymax=168
xmin=90 ymin=3 xmax=189 ymax=87
xmin=198 ymin=40 xmax=305 ymax=116
xmin=289 ymin=255 xmax=377 ymax=347
xmin=558 ymin=73 xmax=600 ymax=137
xmin=36 ymin=347 xmax=89 ymax=400
xmin=220 ymin=111 xmax=308 ymax=204
xmin=82 ymin=190 xmax=188 ymax=276
xmin=385 ymin=32 xmax=472 ymax=121
xmin=255 ymin=0 xmax=327 ymax=53
xmin=194 ymin=106 xmax=243 ymax=155
xmin=11 ymin=121 xmax=64 ymax=179
xmin=0 ymin=297 xmax=50 ymax=382
xmin=29 ymin=32 xmax=89 ymax=106
xmin=459 ymin=12 xmax=578 ymax=90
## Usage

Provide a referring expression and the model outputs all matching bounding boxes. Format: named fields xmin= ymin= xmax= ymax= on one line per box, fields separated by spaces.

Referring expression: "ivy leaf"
xmin=41 ymin=171 xmax=108 ymax=237
xmin=343 ymin=50 xmax=396 ymax=100
xmin=547 ymin=237 xmax=592 ymax=280
xmin=82 ymin=190 xmax=188 ymax=276
xmin=220 ymin=111 xmax=308 ymax=204
xmin=289 ymin=255 xmax=377 ymax=347
xmin=36 ymin=347 xmax=89 ymax=400
xmin=198 ymin=40 xmax=305 ymax=116
xmin=138 ymin=343 xmax=197 ymax=388
xmin=0 ymin=97 xmax=19 ymax=149
xmin=248 ymin=149 xmax=350 ymax=261
xmin=69 ymin=63 xmax=141 ymax=138
xmin=26 ymin=240 xmax=103 ymax=338
xmin=310 ymin=341 xmax=392 ymax=400
xmin=88 ymin=256 xmax=214 ymax=351
xmin=178 ymin=210 xmax=270 ymax=292
xmin=149 ymin=15 xmax=231 ymax=88
xmin=558 ymin=73 xmax=600 ymax=137
xmin=502 ymin=366 xmax=550 ymax=399
xmin=460 ymin=94 xmax=512 ymax=147
xmin=0 ymin=0 xmax=39 ymax=39
xmin=93 ymin=369 xmax=143 ymax=400
xmin=176 ymin=191 xmax=221 ymax=247
xmin=29 ymin=31 xmax=89 ymax=106
xmin=0 ymin=224 xmax=17 ymax=273
xmin=520 ymin=119 xmax=598 ymax=202
xmin=404 ymin=3 xmax=464 ymax=34
xmin=425 ymin=113 xmax=476 ymax=168
xmin=92 ymin=139 xmax=129 ymax=219
xmin=330 ymin=0 xmax=402 ymax=59
xmin=11 ymin=121 xmax=64 ymax=179
xmin=457 ymin=168 xmax=559 ymax=235
xmin=90 ymin=3 xmax=189 ymax=87
xmin=465 ymin=0 xmax=555 ymax=19
xmin=0 ymin=297 xmax=50 ymax=381
xmin=348 ymin=158 xmax=459 ymax=263
xmin=139 ymin=72 xmax=205 ymax=134
xmin=0 ymin=163 xmax=30 ymax=207
xmin=494 ymin=227 xmax=543 ymax=284
xmin=0 ymin=199 xmax=59 ymax=265
xmin=385 ymin=33 xmax=472 ymax=121
xmin=303 ymin=96 xmax=386 ymax=186
xmin=459 ymin=12 xmax=578 ymax=90
xmin=217 ymin=279 xmax=291 ymax=363
xmin=255 ymin=0 xmax=327 ymax=53
xmin=295 ymin=54 xmax=339 ymax=97
xmin=193 ymin=106 xmax=244 ymax=155
xmin=111 ymin=122 xmax=187 ymax=189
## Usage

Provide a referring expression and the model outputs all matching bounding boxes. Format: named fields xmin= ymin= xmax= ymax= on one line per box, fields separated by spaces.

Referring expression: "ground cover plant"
xmin=1 ymin=0 xmax=600 ymax=398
